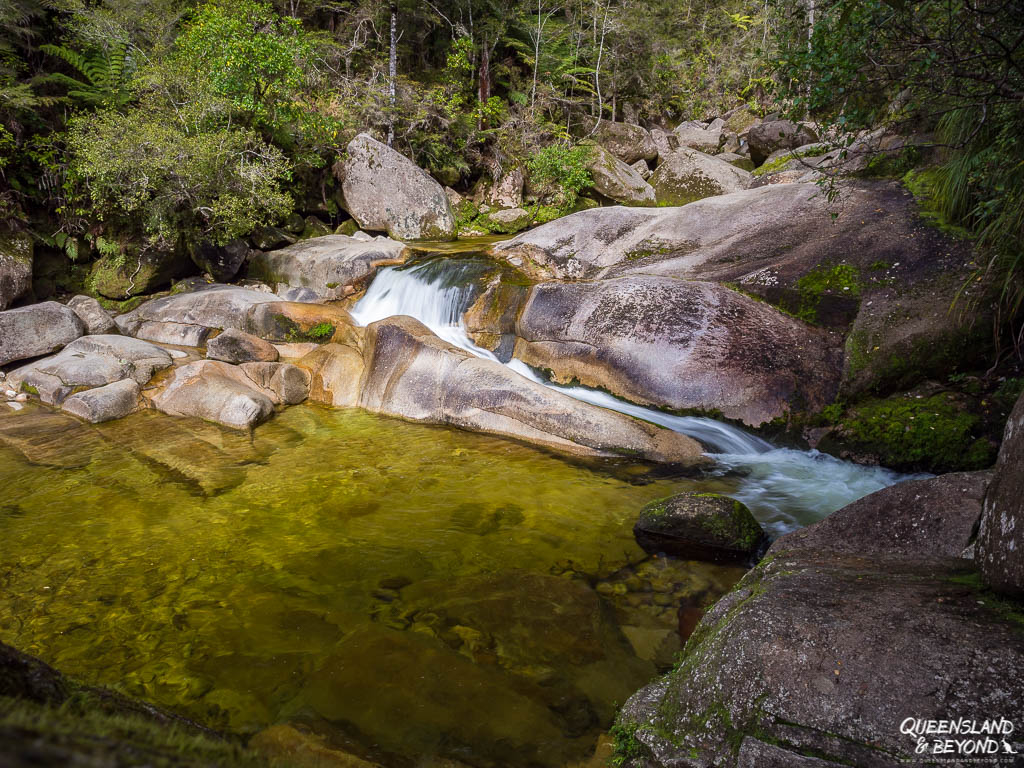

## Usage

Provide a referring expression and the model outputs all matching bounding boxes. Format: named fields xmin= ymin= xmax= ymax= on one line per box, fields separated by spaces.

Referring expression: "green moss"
xmin=609 ymin=721 xmax=646 ymax=766
xmin=793 ymin=263 xmax=861 ymax=323
xmin=946 ymin=571 xmax=1024 ymax=629
xmin=902 ymin=168 xmax=974 ymax=239
xmin=838 ymin=392 xmax=996 ymax=472
xmin=752 ymin=145 xmax=828 ymax=178
xmin=21 ymin=383 xmax=38 ymax=395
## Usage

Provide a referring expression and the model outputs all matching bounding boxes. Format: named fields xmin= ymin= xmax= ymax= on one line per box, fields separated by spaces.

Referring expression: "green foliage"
xmin=526 ymin=143 xmax=592 ymax=209
xmin=66 ymin=100 xmax=292 ymax=245
xmin=39 ymin=42 xmax=134 ymax=108
xmin=610 ymin=721 xmax=646 ymax=766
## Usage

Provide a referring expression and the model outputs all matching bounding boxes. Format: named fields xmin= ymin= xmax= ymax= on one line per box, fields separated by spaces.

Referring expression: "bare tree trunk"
xmin=478 ymin=41 xmax=491 ymax=105
xmin=387 ymin=2 xmax=397 ymax=147
xmin=531 ymin=0 xmax=542 ymax=110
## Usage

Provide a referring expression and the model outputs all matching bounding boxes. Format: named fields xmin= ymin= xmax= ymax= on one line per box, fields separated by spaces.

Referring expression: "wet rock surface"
xmin=513 ymin=277 xmax=841 ymax=426
xmin=633 ymin=493 xmax=766 ymax=563
xmin=616 ymin=469 xmax=1024 ymax=768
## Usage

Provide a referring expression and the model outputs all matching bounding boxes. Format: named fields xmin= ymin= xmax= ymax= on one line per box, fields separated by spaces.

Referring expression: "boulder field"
xmin=614 ymin=416 xmax=1024 ymax=766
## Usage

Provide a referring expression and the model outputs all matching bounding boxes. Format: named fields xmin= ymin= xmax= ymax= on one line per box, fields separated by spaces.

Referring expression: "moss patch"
xmin=836 ymin=391 xmax=995 ymax=473
xmin=791 ymin=263 xmax=861 ymax=323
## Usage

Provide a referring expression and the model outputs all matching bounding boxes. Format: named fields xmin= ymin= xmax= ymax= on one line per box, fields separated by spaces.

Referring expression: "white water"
xmin=352 ymin=259 xmax=915 ymax=533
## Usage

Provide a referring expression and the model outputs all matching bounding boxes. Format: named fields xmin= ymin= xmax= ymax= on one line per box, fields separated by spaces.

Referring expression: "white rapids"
xmin=352 ymin=258 xmax=917 ymax=534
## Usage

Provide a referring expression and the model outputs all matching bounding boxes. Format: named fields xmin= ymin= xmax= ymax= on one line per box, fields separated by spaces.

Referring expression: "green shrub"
xmin=526 ymin=144 xmax=592 ymax=209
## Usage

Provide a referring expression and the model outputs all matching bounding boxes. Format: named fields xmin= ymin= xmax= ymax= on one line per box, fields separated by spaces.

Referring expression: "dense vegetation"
xmin=0 ymin=0 xmax=1021 ymax=343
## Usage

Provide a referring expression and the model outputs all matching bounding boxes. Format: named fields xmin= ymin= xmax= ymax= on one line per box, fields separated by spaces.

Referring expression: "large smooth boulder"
xmin=673 ymin=120 xmax=722 ymax=154
xmin=485 ymin=167 xmax=525 ymax=208
xmin=649 ymin=127 xmax=679 ymax=161
xmin=249 ymin=234 xmax=408 ymax=301
xmin=0 ymin=229 xmax=32 ymax=310
xmin=337 ymin=133 xmax=456 ymax=241
xmin=5 ymin=334 xmax=172 ymax=415
xmin=747 ymin=119 xmax=819 ymax=165
xmin=298 ymin=342 xmax=365 ymax=407
xmin=977 ymin=391 xmax=1024 ymax=596
xmin=61 ymin=379 xmax=141 ymax=424
xmin=359 ymin=316 xmax=705 ymax=464
xmin=67 ymin=295 xmax=118 ymax=335
xmin=513 ymin=278 xmax=841 ymax=426
xmin=114 ymin=285 xmax=281 ymax=343
xmin=634 ymin=492 xmax=765 ymax=563
xmin=151 ymin=359 xmax=276 ymax=430
xmin=583 ymin=141 xmax=656 ymax=206
xmin=615 ymin=470 xmax=1024 ymax=768
xmin=590 ymin=120 xmax=658 ymax=164
xmin=0 ymin=302 xmax=84 ymax=366
xmin=206 ymin=329 xmax=279 ymax=364
xmin=649 ymin=148 xmax=752 ymax=206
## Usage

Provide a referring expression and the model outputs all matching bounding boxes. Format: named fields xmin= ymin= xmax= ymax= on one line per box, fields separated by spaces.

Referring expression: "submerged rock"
xmin=338 ymin=133 xmax=456 ymax=240
xmin=249 ymin=234 xmax=408 ymax=301
xmin=649 ymin=148 xmax=752 ymax=206
xmin=0 ymin=301 xmax=84 ymax=366
xmin=614 ymin=469 xmax=1024 ymax=767
xmin=513 ymin=277 xmax=841 ymax=426
xmin=633 ymin=493 xmax=766 ymax=563
xmin=977 ymin=390 xmax=1024 ymax=596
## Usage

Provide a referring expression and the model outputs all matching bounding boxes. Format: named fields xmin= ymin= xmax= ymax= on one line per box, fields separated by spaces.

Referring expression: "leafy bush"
xmin=526 ymin=143 xmax=592 ymax=209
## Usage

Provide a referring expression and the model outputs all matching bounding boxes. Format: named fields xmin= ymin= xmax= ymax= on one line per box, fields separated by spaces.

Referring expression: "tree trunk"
xmin=387 ymin=2 xmax=397 ymax=147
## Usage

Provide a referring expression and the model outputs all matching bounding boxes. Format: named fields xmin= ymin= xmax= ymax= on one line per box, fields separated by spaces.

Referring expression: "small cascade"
xmin=352 ymin=257 xmax=914 ymax=532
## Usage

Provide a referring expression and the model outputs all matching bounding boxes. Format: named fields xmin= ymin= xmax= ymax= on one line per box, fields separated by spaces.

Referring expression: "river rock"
xmin=0 ymin=302 xmax=84 ymax=366
xmin=298 ymin=342 xmax=365 ymax=407
xmin=485 ymin=167 xmax=525 ymax=208
xmin=359 ymin=316 xmax=705 ymax=464
xmin=716 ymin=152 xmax=755 ymax=171
xmin=747 ymin=120 xmax=819 ymax=165
xmin=249 ymin=234 xmax=408 ymax=301
xmin=88 ymin=241 xmax=193 ymax=299
xmin=239 ymin=362 xmax=310 ymax=405
xmin=513 ymin=277 xmax=841 ymax=426
xmin=115 ymin=284 xmax=281 ymax=341
xmin=649 ymin=128 xmax=679 ymax=161
xmin=649 ymin=148 xmax=752 ymax=206
xmin=673 ymin=120 xmax=722 ymax=153
xmin=250 ymin=724 xmax=384 ymax=768
xmin=337 ymin=133 xmax=456 ymax=240
xmin=189 ymin=239 xmax=253 ymax=282
xmin=247 ymin=301 xmax=357 ymax=345
xmin=976 ymin=390 xmax=1024 ymax=595
xmin=206 ymin=329 xmax=279 ymax=364
xmin=614 ymin=470 xmax=1024 ymax=768
xmin=5 ymin=335 xmax=173 ymax=406
xmin=485 ymin=207 xmax=532 ymax=234
xmin=0 ymin=229 xmax=32 ymax=310
xmin=61 ymin=379 xmax=141 ymax=423
xmin=629 ymin=160 xmax=652 ymax=180
xmin=67 ymin=295 xmax=118 ymax=335
xmin=151 ymin=359 xmax=276 ymax=430
xmin=590 ymin=120 xmax=658 ymax=164
xmin=633 ymin=493 xmax=766 ymax=563
xmin=583 ymin=141 xmax=656 ymax=206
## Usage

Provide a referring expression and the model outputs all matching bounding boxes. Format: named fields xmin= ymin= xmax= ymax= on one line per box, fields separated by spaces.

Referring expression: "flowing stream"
xmin=351 ymin=256 xmax=914 ymax=534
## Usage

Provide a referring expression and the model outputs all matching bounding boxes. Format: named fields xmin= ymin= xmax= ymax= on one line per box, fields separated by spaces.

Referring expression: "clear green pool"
xmin=0 ymin=403 xmax=745 ymax=766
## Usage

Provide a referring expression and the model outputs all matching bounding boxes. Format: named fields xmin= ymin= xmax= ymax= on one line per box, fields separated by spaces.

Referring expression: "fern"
xmin=38 ymin=43 xmax=134 ymax=108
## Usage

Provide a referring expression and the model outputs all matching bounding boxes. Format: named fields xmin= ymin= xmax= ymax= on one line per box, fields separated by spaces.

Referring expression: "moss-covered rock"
xmin=633 ymin=492 xmax=766 ymax=563
xmin=0 ymin=229 xmax=32 ymax=310
xmin=648 ymin=148 xmax=752 ymax=206
xmin=822 ymin=389 xmax=996 ymax=473
xmin=88 ymin=241 xmax=193 ymax=300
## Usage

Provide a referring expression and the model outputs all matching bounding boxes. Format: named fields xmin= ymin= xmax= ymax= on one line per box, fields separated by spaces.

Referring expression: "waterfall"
xmin=352 ymin=258 xmax=916 ymax=533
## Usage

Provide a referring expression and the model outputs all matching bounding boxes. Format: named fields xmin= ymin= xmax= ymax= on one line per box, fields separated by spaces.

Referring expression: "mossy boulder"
xmin=482 ymin=206 xmax=532 ymax=234
xmin=581 ymin=140 xmax=656 ymax=206
xmin=0 ymin=229 xmax=32 ymax=310
xmin=88 ymin=241 xmax=193 ymax=300
xmin=648 ymin=148 xmax=752 ymax=206
xmin=820 ymin=388 xmax=996 ymax=473
xmin=634 ymin=492 xmax=766 ymax=563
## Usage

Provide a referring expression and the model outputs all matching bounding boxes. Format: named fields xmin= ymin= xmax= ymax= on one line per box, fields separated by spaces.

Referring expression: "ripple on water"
xmin=0 ymin=404 xmax=747 ymax=767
